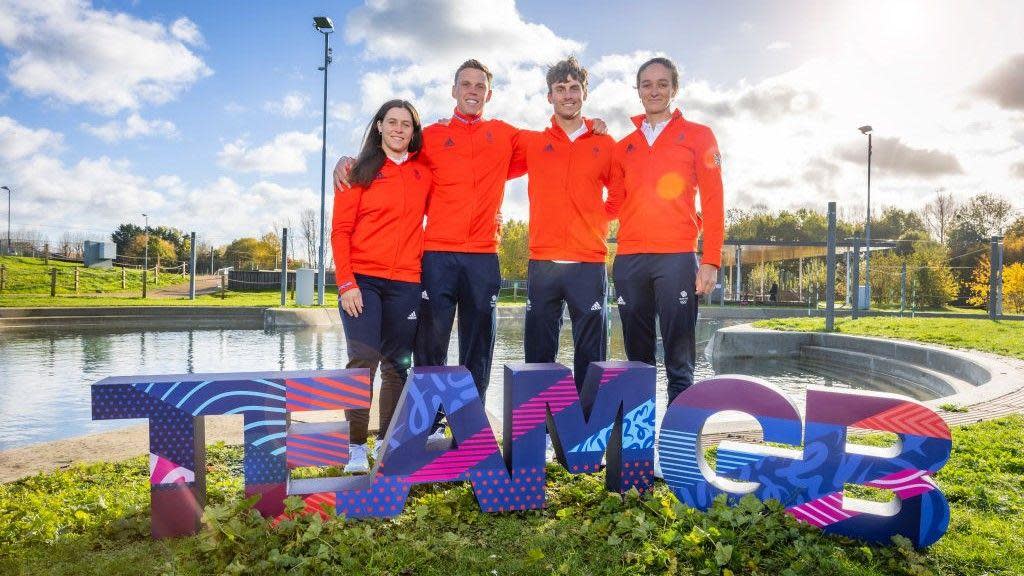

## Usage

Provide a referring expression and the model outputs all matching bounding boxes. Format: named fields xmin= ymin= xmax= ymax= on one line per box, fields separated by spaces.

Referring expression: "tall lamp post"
xmin=1 ymin=186 xmax=10 ymax=255
xmin=314 ymin=16 xmax=334 ymax=306
xmin=858 ymin=125 xmax=873 ymax=309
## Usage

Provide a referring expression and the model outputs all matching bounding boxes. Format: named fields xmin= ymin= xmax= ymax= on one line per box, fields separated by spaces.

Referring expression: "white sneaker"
xmin=426 ymin=427 xmax=450 ymax=449
xmin=345 ymin=443 xmax=369 ymax=473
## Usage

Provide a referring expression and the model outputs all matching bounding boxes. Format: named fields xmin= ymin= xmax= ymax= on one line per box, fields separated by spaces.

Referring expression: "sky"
xmin=1 ymin=0 xmax=1023 ymax=251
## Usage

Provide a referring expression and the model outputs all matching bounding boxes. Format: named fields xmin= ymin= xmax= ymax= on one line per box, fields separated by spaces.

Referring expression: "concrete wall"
xmin=0 ymin=307 xmax=266 ymax=330
xmin=706 ymin=324 xmax=1024 ymax=411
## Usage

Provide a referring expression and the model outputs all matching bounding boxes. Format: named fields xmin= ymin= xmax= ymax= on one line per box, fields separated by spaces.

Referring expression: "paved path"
xmin=149 ymin=274 xmax=221 ymax=298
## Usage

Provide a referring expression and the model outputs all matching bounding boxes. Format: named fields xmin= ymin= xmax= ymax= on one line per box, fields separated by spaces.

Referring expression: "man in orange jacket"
xmin=509 ymin=56 xmax=613 ymax=394
xmin=413 ymin=59 xmax=523 ymax=440
xmin=606 ymin=57 xmax=724 ymax=409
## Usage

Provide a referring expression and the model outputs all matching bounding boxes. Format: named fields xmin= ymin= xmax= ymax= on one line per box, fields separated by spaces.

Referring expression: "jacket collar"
xmin=546 ymin=115 xmax=593 ymax=141
xmin=381 ymin=149 xmax=418 ymax=167
xmin=452 ymin=107 xmax=483 ymax=125
xmin=630 ymin=107 xmax=683 ymax=130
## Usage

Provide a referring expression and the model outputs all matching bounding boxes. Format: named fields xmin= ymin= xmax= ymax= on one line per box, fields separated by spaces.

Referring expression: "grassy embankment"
xmin=0 ymin=255 xmax=325 ymax=307
xmin=0 ymin=255 xmax=186 ymax=296
xmin=1 ymin=416 xmax=1022 ymax=575
xmin=753 ymin=316 xmax=1024 ymax=361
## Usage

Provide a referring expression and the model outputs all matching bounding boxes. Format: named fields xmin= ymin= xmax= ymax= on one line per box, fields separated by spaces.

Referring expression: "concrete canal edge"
xmin=3 ymin=304 xmax=1017 ymax=330
xmin=0 ymin=306 xmax=266 ymax=330
xmin=707 ymin=323 xmax=1024 ymax=425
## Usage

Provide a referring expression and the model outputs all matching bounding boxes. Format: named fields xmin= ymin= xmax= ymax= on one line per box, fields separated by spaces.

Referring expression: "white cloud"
xmin=334 ymin=2 xmax=1024 ymax=224
xmin=264 ymin=91 xmax=311 ymax=118
xmin=345 ymin=0 xmax=582 ymax=70
xmin=161 ymin=177 xmax=316 ymax=240
xmin=170 ymin=17 xmax=204 ymax=47
xmin=0 ymin=0 xmax=211 ymax=114
xmin=344 ymin=0 xmax=584 ymax=127
xmin=0 ymin=115 xmax=62 ymax=160
xmin=81 ymin=113 xmax=178 ymax=142
xmin=1 ymin=116 xmax=318 ymax=242
xmin=5 ymin=153 xmax=166 ymax=227
xmin=218 ymin=130 xmax=322 ymax=174
xmin=973 ymin=53 xmax=1024 ymax=111
xmin=329 ymin=101 xmax=356 ymax=123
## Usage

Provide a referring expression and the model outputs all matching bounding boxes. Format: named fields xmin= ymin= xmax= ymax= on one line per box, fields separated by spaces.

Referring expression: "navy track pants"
xmin=524 ymin=260 xmax=608 ymax=391
xmin=612 ymin=253 xmax=699 ymax=404
xmin=414 ymin=251 xmax=501 ymax=429
xmin=339 ymin=274 xmax=421 ymax=445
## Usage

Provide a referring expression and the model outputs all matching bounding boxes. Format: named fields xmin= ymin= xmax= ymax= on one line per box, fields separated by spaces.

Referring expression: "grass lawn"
xmin=0 ymin=255 xmax=186 ymax=296
xmin=753 ymin=317 xmax=1024 ymax=360
xmin=2 ymin=416 xmax=1022 ymax=575
xmin=0 ymin=291 xmax=338 ymax=308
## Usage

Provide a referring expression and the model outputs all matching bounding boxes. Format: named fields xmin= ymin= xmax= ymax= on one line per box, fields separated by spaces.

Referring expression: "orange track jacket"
xmin=510 ymin=117 xmax=614 ymax=262
xmin=331 ymin=154 xmax=431 ymax=294
xmin=420 ymin=109 xmax=525 ymax=253
xmin=606 ymin=108 xmax=724 ymax=267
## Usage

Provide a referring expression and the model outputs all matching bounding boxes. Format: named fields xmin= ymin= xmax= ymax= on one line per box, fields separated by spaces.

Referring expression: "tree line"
xmin=496 ymin=192 xmax=1023 ymax=311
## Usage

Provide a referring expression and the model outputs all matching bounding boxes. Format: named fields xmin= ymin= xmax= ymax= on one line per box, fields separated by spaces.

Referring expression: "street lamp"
xmin=858 ymin=125 xmax=873 ymax=309
xmin=1 ymin=186 xmax=10 ymax=255
xmin=314 ymin=15 xmax=334 ymax=306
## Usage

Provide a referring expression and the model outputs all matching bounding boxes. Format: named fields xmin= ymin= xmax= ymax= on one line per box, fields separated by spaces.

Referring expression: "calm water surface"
xmin=0 ymin=316 xmax=933 ymax=450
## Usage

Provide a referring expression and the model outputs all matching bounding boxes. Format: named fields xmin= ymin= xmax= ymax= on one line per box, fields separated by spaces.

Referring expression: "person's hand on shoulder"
xmin=334 ymin=156 xmax=355 ymax=189
xmin=591 ymin=118 xmax=609 ymax=135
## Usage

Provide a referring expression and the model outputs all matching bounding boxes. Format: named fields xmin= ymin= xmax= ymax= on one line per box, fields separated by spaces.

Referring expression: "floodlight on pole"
xmin=314 ymin=15 xmax=334 ymax=306
xmin=1 ymin=186 xmax=10 ymax=255
xmin=858 ymin=125 xmax=873 ymax=309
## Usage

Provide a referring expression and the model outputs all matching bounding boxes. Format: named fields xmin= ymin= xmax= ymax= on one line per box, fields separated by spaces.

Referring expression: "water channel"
xmin=0 ymin=316 xmax=937 ymax=450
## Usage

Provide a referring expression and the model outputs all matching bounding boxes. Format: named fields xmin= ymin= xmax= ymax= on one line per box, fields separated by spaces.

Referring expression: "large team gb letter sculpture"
xmin=92 ymin=362 xmax=951 ymax=547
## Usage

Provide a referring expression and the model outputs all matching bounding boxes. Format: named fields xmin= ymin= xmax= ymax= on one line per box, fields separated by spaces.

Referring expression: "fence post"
xmin=989 ymin=236 xmax=1003 ymax=319
xmin=142 ymin=266 xmax=148 ymax=299
xmin=0 ymin=264 xmax=5 ymax=293
xmin=74 ymin=268 xmax=79 ymax=293
xmin=851 ymin=238 xmax=860 ymax=320
xmin=798 ymin=257 xmax=804 ymax=303
xmin=734 ymin=246 xmax=742 ymax=301
xmin=717 ymin=264 xmax=725 ymax=306
xmin=121 ymin=267 xmax=126 ymax=289
xmin=513 ymin=281 xmax=517 ymax=301
xmin=155 ymin=254 xmax=160 ymax=284
xmin=221 ymin=271 xmax=226 ymax=299
xmin=280 ymin=228 xmax=288 ymax=306
xmin=50 ymin=267 xmax=57 ymax=297
xmin=825 ymin=202 xmax=837 ymax=332
xmin=189 ymin=231 xmax=197 ymax=300
xmin=44 ymin=243 xmax=49 ymax=265
xmin=900 ymin=262 xmax=907 ymax=315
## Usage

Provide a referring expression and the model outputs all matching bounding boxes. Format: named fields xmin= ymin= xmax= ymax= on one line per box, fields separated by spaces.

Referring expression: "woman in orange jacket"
xmin=331 ymin=99 xmax=431 ymax=473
